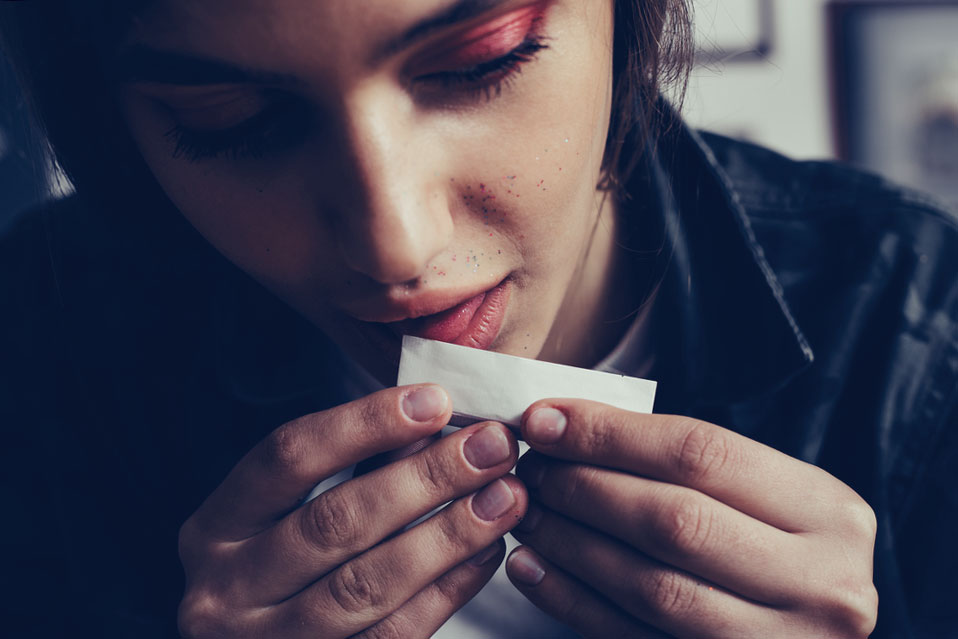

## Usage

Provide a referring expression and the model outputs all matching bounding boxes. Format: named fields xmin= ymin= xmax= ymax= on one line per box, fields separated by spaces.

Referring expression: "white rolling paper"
xmin=397 ymin=335 xmax=656 ymax=426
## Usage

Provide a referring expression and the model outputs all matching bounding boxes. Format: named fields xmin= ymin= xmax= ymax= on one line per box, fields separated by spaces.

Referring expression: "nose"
xmin=329 ymin=86 xmax=452 ymax=285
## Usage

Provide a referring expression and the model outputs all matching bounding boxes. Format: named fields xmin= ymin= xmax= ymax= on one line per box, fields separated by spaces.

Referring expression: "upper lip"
xmin=337 ymin=276 xmax=509 ymax=324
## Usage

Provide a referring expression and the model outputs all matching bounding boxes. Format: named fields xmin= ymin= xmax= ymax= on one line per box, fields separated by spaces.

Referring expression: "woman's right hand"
xmin=177 ymin=384 xmax=526 ymax=638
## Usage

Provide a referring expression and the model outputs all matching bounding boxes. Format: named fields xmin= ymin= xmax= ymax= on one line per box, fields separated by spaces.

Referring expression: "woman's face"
xmin=118 ymin=0 xmax=619 ymax=383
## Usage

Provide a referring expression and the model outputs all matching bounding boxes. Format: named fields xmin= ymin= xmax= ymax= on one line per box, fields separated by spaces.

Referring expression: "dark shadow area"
xmin=0 ymin=50 xmax=49 ymax=234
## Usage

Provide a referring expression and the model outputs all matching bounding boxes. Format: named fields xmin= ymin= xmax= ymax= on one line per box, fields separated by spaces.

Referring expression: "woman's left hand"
xmin=506 ymin=399 xmax=879 ymax=639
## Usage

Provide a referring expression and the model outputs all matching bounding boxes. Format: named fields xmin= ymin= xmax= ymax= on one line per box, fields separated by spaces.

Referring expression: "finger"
xmin=520 ymin=400 xmax=855 ymax=532
xmin=236 ymin=422 xmax=519 ymax=604
xmin=518 ymin=455 xmax=806 ymax=604
xmin=189 ymin=384 xmax=452 ymax=541
xmin=512 ymin=504 xmax=787 ymax=639
xmin=268 ymin=475 xmax=527 ymax=637
xmin=506 ymin=547 xmax=669 ymax=639
xmin=352 ymin=539 xmax=506 ymax=639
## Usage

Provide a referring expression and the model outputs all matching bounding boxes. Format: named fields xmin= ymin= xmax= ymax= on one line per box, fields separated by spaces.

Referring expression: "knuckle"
xmin=302 ymin=489 xmax=363 ymax=551
xmin=672 ymin=421 xmax=732 ymax=484
xmin=841 ymin=497 xmax=878 ymax=541
xmin=554 ymin=465 xmax=596 ymax=512
xmin=434 ymin=507 xmax=473 ymax=556
xmin=178 ymin=591 xmax=229 ymax=638
xmin=415 ymin=449 xmax=458 ymax=500
xmin=651 ymin=495 xmax=714 ymax=559
xmin=572 ymin=410 xmax=618 ymax=455
xmin=278 ymin=600 xmax=327 ymax=634
xmin=356 ymin=616 xmax=405 ymax=639
xmin=328 ymin=562 xmax=387 ymax=614
xmin=177 ymin=518 xmax=229 ymax=573
xmin=553 ymin=587 xmax=591 ymax=628
xmin=259 ymin=424 xmax=312 ymax=483
xmin=820 ymin=582 xmax=879 ymax=638
xmin=646 ymin=570 xmax=698 ymax=619
xmin=432 ymin=569 xmax=468 ymax=606
xmin=358 ymin=393 xmax=398 ymax=438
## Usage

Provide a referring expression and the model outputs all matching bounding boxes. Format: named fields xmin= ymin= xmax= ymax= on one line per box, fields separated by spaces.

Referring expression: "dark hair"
xmin=0 ymin=0 xmax=693 ymax=214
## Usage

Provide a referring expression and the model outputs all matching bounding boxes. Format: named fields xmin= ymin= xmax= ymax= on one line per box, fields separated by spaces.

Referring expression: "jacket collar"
xmin=629 ymin=120 xmax=814 ymax=409
xmin=213 ymin=118 xmax=813 ymax=409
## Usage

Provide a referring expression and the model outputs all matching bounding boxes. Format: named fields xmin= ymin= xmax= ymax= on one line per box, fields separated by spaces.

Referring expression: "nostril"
xmin=330 ymin=166 xmax=454 ymax=284
xmin=337 ymin=216 xmax=451 ymax=285
xmin=336 ymin=235 xmax=426 ymax=284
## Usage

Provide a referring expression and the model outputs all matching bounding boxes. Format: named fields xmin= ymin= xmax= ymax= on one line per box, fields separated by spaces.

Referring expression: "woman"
xmin=1 ymin=1 xmax=955 ymax=637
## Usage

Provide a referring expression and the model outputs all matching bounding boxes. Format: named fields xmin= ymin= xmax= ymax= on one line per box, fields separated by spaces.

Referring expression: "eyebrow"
xmin=378 ymin=0 xmax=509 ymax=59
xmin=113 ymin=0 xmax=510 ymax=86
xmin=111 ymin=47 xmax=302 ymax=86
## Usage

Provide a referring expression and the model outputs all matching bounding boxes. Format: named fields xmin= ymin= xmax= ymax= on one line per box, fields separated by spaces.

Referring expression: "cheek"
xmin=460 ymin=27 xmax=612 ymax=259
xmin=158 ymin=163 xmax=334 ymax=286
xmin=121 ymin=95 xmax=340 ymax=290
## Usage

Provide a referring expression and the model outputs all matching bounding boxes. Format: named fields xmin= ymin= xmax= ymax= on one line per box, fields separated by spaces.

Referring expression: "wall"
xmin=683 ymin=0 xmax=835 ymax=160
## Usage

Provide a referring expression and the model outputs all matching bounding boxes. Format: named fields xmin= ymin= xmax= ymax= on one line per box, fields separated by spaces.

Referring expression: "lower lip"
xmin=394 ymin=279 xmax=512 ymax=350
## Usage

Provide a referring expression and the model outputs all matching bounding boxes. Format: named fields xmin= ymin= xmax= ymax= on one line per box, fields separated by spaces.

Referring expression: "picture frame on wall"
xmin=694 ymin=0 xmax=775 ymax=64
xmin=828 ymin=0 xmax=958 ymax=212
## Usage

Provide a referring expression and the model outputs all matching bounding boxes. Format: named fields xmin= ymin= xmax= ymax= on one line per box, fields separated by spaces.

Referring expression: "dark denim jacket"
xmin=1 ymin=122 xmax=955 ymax=638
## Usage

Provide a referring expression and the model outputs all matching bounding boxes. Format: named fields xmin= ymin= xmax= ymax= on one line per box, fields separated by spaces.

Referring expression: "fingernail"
xmin=468 ymin=542 xmax=501 ymax=566
xmin=472 ymin=479 xmax=516 ymax=521
xmin=508 ymin=549 xmax=546 ymax=585
xmin=402 ymin=386 xmax=447 ymax=422
xmin=515 ymin=504 xmax=543 ymax=533
xmin=526 ymin=408 xmax=566 ymax=444
xmin=464 ymin=426 xmax=511 ymax=469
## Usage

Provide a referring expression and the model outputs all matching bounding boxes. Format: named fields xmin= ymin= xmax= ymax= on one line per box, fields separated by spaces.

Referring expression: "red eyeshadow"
xmin=412 ymin=1 xmax=551 ymax=73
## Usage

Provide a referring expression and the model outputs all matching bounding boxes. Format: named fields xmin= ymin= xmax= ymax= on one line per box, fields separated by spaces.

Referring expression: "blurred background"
xmin=687 ymin=0 xmax=958 ymax=210
xmin=2 ymin=0 xmax=957 ymax=229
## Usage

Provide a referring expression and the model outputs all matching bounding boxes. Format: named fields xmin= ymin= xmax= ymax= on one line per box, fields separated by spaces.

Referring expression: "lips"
xmin=389 ymin=278 xmax=512 ymax=350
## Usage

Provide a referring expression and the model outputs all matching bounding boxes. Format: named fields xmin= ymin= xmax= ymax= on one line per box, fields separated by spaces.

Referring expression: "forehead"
xmin=125 ymin=0 xmax=511 ymax=68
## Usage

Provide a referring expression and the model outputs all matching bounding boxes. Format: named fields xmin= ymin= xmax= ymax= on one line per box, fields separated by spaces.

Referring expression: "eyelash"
xmin=416 ymin=34 xmax=549 ymax=101
xmin=164 ymin=96 xmax=309 ymax=163
xmin=165 ymin=34 xmax=549 ymax=163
